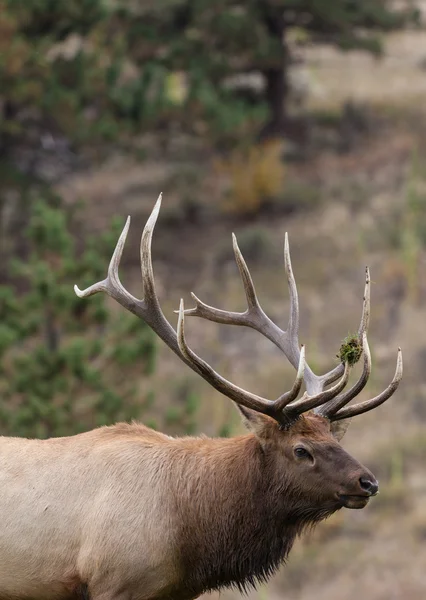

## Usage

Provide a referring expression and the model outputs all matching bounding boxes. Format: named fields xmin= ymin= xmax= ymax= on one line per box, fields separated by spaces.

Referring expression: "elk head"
xmin=236 ymin=408 xmax=379 ymax=513
xmin=75 ymin=194 xmax=402 ymax=514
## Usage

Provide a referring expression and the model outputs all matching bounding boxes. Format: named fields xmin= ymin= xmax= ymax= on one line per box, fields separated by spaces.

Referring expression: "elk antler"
xmin=75 ymin=194 xmax=403 ymax=427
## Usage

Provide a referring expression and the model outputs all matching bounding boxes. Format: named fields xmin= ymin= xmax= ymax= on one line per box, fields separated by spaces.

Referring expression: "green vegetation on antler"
xmin=337 ymin=333 xmax=362 ymax=367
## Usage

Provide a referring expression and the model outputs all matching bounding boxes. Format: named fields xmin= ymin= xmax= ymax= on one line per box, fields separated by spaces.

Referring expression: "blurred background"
xmin=1 ymin=1 xmax=426 ymax=598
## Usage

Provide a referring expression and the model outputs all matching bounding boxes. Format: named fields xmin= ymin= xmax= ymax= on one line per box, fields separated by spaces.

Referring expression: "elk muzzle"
xmin=338 ymin=471 xmax=379 ymax=509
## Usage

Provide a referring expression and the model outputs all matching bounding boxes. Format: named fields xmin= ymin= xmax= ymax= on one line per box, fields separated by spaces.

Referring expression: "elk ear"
xmin=236 ymin=405 xmax=273 ymax=439
xmin=330 ymin=418 xmax=351 ymax=442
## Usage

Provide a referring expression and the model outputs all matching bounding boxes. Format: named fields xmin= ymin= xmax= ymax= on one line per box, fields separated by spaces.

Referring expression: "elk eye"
xmin=294 ymin=447 xmax=312 ymax=459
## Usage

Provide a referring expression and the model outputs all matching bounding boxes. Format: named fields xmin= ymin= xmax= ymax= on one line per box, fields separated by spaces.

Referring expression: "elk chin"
xmin=338 ymin=494 xmax=370 ymax=509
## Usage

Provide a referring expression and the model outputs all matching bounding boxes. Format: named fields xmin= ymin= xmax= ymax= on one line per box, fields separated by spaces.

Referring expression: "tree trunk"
xmin=258 ymin=12 xmax=309 ymax=147
xmin=261 ymin=67 xmax=288 ymax=137
xmin=259 ymin=12 xmax=289 ymax=140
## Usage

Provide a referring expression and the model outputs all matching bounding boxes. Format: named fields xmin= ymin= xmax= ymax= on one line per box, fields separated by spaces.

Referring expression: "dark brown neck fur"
xmin=172 ymin=434 xmax=339 ymax=596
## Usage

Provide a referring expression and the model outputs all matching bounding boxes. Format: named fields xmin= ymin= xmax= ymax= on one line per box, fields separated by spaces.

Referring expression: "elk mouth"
xmin=337 ymin=494 xmax=371 ymax=509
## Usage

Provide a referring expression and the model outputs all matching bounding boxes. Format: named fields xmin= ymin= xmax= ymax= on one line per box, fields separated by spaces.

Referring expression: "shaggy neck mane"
xmin=172 ymin=434 xmax=338 ymax=596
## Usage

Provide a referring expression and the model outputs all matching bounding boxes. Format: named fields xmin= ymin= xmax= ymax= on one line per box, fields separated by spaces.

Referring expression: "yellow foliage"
xmin=215 ymin=140 xmax=285 ymax=215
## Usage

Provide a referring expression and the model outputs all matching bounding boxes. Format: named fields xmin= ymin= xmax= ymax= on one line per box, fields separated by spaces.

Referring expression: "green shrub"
xmin=0 ymin=197 xmax=156 ymax=438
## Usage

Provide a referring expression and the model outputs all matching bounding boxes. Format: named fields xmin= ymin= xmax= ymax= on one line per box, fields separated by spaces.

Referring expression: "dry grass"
xmin=297 ymin=29 xmax=426 ymax=111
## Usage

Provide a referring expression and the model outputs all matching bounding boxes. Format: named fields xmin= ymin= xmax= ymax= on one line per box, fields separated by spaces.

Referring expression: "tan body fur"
xmin=0 ymin=415 xmax=375 ymax=600
xmin=0 ymin=424 xmax=188 ymax=600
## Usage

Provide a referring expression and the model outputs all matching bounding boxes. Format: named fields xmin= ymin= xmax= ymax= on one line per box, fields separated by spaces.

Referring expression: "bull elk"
xmin=0 ymin=194 xmax=402 ymax=600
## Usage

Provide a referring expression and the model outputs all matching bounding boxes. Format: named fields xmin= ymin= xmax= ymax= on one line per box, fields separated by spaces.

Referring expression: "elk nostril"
xmin=359 ymin=476 xmax=379 ymax=496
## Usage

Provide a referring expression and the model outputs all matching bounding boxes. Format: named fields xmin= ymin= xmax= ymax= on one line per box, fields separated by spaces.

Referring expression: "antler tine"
xmin=177 ymin=299 xmax=276 ymax=414
xmin=283 ymin=232 xmax=299 ymax=343
xmin=75 ymin=215 xmax=141 ymax=309
xmin=232 ymin=233 xmax=261 ymax=311
xmin=183 ymin=231 xmax=375 ymax=401
xmin=320 ymin=267 xmax=371 ymax=388
xmin=181 ymin=233 xmax=261 ymax=326
xmin=274 ymin=346 xmax=306 ymax=412
xmin=76 ymin=194 xmax=181 ymax=360
xmin=181 ymin=232 xmax=263 ymax=325
xmin=331 ymin=348 xmax=403 ymax=421
xmin=358 ymin=267 xmax=371 ymax=336
xmin=75 ymin=196 xmax=308 ymax=426
xmin=140 ymin=193 xmax=162 ymax=309
xmin=75 ymin=194 xmax=166 ymax=316
xmin=182 ymin=233 xmax=272 ymax=324
xmin=177 ymin=299 xmax=307 ymax=421
xmin=317 ymin=333 xmax=371 ymax=418
xmin=183 ymin=231 xmax=323 ymax=392
xmin=287 ymin=361 xmax=350 ymax=415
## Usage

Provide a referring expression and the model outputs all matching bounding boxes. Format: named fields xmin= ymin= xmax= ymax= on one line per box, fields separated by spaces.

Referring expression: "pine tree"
xmin=128 ymin=0 xmax=419 ymax=138
xmin=0 ymin=197 xmax=157 ymax=438
xmin=1 ymin=0 xmax=420 ymax=154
